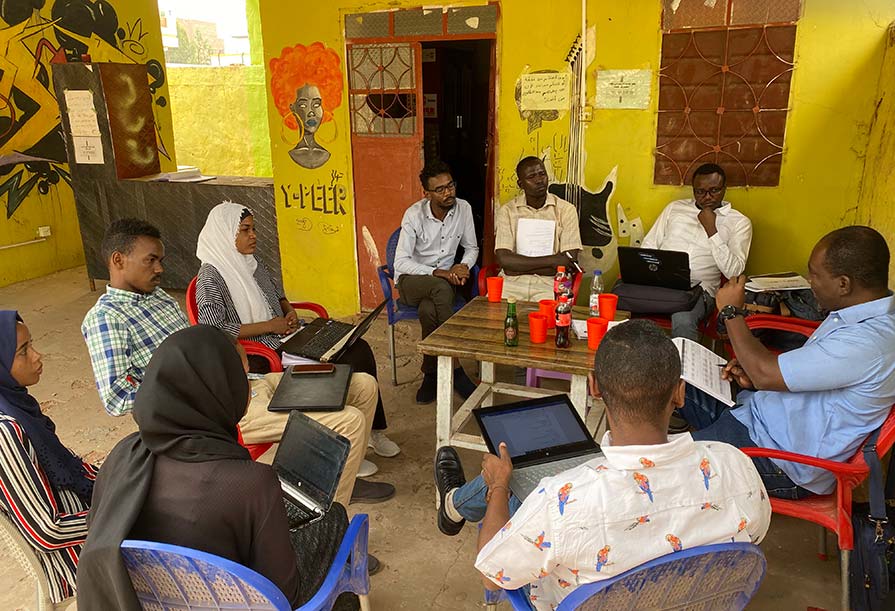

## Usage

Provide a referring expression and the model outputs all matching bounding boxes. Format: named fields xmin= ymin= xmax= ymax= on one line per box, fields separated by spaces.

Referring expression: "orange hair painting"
xmin=270 ymin=42 xmax=344 ymax=130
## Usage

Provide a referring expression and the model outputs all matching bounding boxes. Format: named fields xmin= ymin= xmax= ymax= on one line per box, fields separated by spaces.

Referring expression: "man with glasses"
xmin=641 ymin=163 xmax=753 ymax=340
xmin=395 ymin=160 xmax=480 ymax=404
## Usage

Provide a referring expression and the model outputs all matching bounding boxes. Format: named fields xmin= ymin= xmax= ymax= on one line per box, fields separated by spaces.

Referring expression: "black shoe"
xmin=416 ymin=373 xmax=437 ymax=404
xmin=367 ymin=553 xmax=382 ymax=576
xmin=350 ymin=479 xmax=396 ymax=504
xmin=453 ymin=367 xmax=477 ymax=400
xmin=434 ymin=446 xmax=466 ymax=536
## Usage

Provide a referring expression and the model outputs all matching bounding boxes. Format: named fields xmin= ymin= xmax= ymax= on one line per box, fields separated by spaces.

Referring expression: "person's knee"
xmin=348 ymin=373 xmax=378 ymax=416
xmin=330 ymin=406 xmax=366 ymax=444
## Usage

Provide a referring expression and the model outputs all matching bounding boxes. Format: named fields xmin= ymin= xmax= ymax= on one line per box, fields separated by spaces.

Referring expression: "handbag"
xmin=849 ymin=427 xmax=895 ymax=611
xmin=610 ymin=281 xmax=702 ymax=315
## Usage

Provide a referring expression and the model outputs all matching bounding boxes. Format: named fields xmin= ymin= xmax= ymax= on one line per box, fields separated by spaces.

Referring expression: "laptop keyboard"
xmin=299 ymin=321 xmax=355 ymax=360
xmin=514 ymin=455 xmax=596 ymax=496
xmin=284 ymin=497 xmax=315 ymax=529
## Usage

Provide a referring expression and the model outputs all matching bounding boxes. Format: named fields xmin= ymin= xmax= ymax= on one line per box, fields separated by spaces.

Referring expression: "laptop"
xmin=272 ymin=411 xmax=351 ymax=529
xmin=267 ymin=364 xmax=352 ymax=412
xmin=474 ymin=395 xmax=602 ymax=499
xmin=617 ymin=246 xmax=692 ymax=291
xmin=280 ymin=299 xmax=387 ymax=362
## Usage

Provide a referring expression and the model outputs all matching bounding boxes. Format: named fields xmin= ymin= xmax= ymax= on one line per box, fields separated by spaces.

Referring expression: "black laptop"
xmin=281 ymin=299 xmax=387 ymax=362
xmin=273 ymin=411 xmax=350 ymax=529
xmin=474 ymin=395 xmax=602 ymax=499
xmin=267 ymin=364 xmax=352 ymax=413
xmin=617 ymin=246 xmax=692 ymax=291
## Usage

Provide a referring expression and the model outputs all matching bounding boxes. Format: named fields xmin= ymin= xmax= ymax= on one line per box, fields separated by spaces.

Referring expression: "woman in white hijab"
xmin=195 ymin=202 xmax=400 ymax=463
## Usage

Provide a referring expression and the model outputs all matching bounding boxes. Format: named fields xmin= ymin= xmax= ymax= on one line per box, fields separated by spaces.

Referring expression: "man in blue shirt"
xmin=394 ymin=160 xmax=479 ymax=404
xmin=680 ymin=225 xmax=895 ymax=498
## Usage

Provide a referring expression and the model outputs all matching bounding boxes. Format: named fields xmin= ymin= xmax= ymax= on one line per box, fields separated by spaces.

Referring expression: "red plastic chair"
xmin=186 ymin=276 xmax=329 ymax=459
xmin=742 ymin=404 xmax=895 ymax=610
xmin=477 ymin=264 xmax=583 ymax=301
xmin=724 ymin=313 xmax=822 ymax=358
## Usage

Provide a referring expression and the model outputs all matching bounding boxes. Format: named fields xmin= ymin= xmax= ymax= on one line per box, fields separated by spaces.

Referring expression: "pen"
xmin=565 ymin=251 xmax=584 ymax=274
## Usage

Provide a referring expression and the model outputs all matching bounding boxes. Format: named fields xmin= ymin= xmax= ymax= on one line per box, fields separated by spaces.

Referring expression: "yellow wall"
xmin=257 ymin=0 xmax=895 ymax=315
xmin=0 ymin=0 xmax=176 ymax=287
xmin=858 ymin=23 xmax=895 ymax=283
xmin=168 ymin=66 xmax=272 ymax=177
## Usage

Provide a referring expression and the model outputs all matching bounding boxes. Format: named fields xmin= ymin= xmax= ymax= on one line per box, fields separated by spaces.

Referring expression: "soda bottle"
xmin=553 ymin=266 xmax=567 ymax=301
xmin=589 ymin=270 xmax=603 ymax=317
xmin=504 ymin=297 xmax=519 ymax=347
xmin=555 ymin=296 xmax=572 ymax=349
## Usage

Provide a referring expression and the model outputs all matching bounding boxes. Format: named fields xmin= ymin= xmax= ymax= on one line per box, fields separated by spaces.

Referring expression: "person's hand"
xmin=267 ymin=316 xmax=291 ymax=335
xmin=434 ymin=268 xmax=463 ymax=286
xmin=697 ymin=206 xmax=718 ymax=236
xmin=721 ymin=357 xmax=754 ymax=389
xmin=449 ymin=263 xmax=470 ymax=284
xmin=284 ymin=309 xmax=299 ymax=333
xmin=715 ymin=275 xmax=746 ymax=310
xmin=482 ymin=442 xmax=513 ymax=490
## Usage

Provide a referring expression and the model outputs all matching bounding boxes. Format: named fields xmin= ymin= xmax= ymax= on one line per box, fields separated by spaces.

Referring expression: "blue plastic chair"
xmin=120 ymin=514 xmax=372 ymax=611
xmin=493 ymin=542 xmax=766 ymax=610
xmin=377 ymin=227 xmax=479 ymax=385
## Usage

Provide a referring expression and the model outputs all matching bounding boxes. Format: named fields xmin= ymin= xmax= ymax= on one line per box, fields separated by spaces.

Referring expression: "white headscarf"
xmin=196 ymin=201 xmax=275 ymax=324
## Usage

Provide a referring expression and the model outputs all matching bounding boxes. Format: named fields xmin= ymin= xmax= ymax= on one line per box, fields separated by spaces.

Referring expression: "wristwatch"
xmin=718 ymin=304 xmax=748 ymax=323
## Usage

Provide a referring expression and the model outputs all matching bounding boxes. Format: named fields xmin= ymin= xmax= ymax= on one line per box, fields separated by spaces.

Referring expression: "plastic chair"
xmin=377 ymin=228 xmax=478 ymax=385
xmin=121 ymin=514 xmax=372 ymax=611
xmin=495 ymin=542 xmax=765 ymax=611
xmin=740 ymin=405 xmax=895 ymax=611
xmin=0 ymin=511 xmax=75 ymax=610
xmin=724 ymin=313 xmax=821 ymax=358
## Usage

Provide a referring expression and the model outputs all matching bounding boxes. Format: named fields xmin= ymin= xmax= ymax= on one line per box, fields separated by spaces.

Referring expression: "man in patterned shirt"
xmin=81 ymin=219 xmax=189 ymax=416
xmin=433 ymin=321 xmax=770 ymax=610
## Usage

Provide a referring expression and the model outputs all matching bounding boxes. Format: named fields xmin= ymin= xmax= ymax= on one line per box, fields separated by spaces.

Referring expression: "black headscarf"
xmin=77 ymin=325 xmax=251 ymax=610
xmin=0 ymin=311 xmax=93 ymax=505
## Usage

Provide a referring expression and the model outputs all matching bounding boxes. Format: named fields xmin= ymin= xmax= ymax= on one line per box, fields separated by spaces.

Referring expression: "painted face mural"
xmin=270 ymin=42 xmax=343 ymax=170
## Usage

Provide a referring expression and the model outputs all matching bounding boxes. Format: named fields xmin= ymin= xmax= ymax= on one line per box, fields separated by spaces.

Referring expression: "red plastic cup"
xmin=587 ymin=317 xmax=609 ymax=350
xmin=486 ymin=276 xmax=504 ymax=302
xmin=538 ymin=299 xmax=557 ymax=329
xmin=528 ymin=312 xmax=548 ymax=344
xmin=598 ymin=293 xmax=619 ymax=321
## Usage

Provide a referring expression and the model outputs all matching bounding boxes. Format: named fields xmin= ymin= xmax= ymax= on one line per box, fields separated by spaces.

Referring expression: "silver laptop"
xmin=473 ymin=395 xmax=602 ymax=499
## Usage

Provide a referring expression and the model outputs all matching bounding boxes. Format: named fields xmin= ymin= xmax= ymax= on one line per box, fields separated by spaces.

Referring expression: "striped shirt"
xmin=196 ymin=262 xmax=285 ymax=350
xmin=0 ymin=415 xmax=97 ymax=602
xmin=81 ymin=286 xmax=189 ymax=416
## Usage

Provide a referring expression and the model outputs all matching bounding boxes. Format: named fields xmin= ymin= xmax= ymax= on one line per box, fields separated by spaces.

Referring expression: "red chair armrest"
xmin=290 ymin=302 xmax=329 ymax=319
xmin=239 ymin=340 xmax=284 ymax=373
xmin=479 ymin=264 xmax=499 ymax=297
xmin=740 ymin=446 xmax=867 ymax=489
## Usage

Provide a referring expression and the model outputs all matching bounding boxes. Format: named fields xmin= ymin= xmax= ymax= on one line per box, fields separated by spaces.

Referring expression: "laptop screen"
xmin=272 ymin=411 xmax=350 ymax=507
xmin=475 ymin=395 xmax=595 ymax=463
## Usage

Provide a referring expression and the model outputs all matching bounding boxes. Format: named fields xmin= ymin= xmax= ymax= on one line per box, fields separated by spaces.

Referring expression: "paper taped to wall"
xmin=520 ymin=72 xmax=570 ymax=111
xmin=64 ymin=90 xmax=101 ymax=137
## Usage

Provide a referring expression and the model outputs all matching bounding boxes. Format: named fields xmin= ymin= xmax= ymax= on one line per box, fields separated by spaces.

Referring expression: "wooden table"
xmin=418 ymin=296 xmax=629 ymax=452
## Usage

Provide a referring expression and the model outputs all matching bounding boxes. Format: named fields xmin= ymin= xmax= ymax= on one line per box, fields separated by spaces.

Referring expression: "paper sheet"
xmin=571 ymin=318 xmax=626 ymax=339
xmin=280 ymin=352 xmax=322 ymax=367
xmin=516 ymin=218 xmax=555 ymax=257
xmin=64 ymin=90 xmax=100 ymax=137
xmin=520 ymin=72 xmax=570 ymax=111
xmin=672 ymin=337 xmax=734 ymax=406
xmin=72 ymin=136 xmax=104 ymax=164
xmin=745 ymin=272 xmax=810 ymax=292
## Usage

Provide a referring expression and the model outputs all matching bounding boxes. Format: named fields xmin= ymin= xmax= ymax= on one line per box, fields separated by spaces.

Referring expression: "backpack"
xmin=610 ymin=281 xmax=702 ymax=315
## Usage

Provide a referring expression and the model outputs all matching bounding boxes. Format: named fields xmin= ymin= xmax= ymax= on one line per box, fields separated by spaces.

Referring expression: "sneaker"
xmin=416 ymin=373 xmax=437 ymax=404
xmin=357 ymin=459 xmax=378 ymax=478
xmin=350 ymin=479 xmax=396 ymax=504
xmin=369 ymin=430 xmax=400 ymax=458
xmin=434 ymin=446 xmax=466 ymax=536
xmin=367 ymin=553 xmax=382 ymax=576
xmin=453 ymin=367 xmax=477 ymax=400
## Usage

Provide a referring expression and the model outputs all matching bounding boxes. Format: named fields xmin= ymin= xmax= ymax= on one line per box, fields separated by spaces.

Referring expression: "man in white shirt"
xmin=394 ymin=160 xmax=480 ymax=404
xmin=641 ymin=163 xmax=752 ymax=340
xmin=433 ymin=320 xmax=770 ymax=610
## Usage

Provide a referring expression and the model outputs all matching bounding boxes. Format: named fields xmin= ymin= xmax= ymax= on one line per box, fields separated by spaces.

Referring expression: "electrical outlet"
xmin=37 ymin=226 xmax=51 ymax=237
xmin=581 ymin=106 xmax=594 ymax=122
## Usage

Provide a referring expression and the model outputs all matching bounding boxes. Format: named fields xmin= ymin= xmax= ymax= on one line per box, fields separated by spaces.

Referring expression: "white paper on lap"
xmin=516 ymin=218 xmax=556 ymax=257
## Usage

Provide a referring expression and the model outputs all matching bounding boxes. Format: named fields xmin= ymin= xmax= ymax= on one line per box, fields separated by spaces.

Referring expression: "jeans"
xmin=451 ymin=475 xmax=524 ymax=522
xmin=671 ymin=289 xmax=712 ymax=341
xmin=680 ymin=385 xmax=813 ymax=500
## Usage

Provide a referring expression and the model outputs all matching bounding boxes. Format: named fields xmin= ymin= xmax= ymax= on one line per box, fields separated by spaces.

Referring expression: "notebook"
xmin=617 ymin=246 xmax=692 ymax=291
xmin=280 ymin=300 xmax=387 ymax=363
xmin=267 ymin=364 xmax=352 ymax=412
xmin=474 ymin=395 xmax=602 ymax=499
xmin=272 ymin=411 xmax=350 ymax=529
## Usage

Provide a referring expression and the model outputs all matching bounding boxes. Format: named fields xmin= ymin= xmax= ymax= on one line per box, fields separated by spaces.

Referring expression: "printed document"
xmin=516 ymin=218 xmax=555 ymax=257
xmin=672 ymin=337 xmax=735 ymax=406
xmin=746 ymin=272 xmax=810 ymax=292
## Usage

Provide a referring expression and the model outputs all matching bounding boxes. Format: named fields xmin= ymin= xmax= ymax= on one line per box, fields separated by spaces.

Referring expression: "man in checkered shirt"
xmin=81 ymin=219 xmax=189 ymax=416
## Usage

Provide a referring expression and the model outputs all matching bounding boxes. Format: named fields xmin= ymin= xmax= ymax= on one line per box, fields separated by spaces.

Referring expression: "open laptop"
xmin=272 ymin=411 xmax=350 ymax=529
xmin=474 ymin=395 xmax=602 ymax=499
xmin=617 ymin=246 xmax=692 ymax=291
xmin=280 ymin=299 xmax=387 ymax=362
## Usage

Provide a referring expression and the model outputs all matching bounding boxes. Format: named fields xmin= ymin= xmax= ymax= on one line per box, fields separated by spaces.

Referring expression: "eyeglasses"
xmin=427 ymin=180 xmax=457 ymax=195
xmin=693 ymin=186 xmax=724 ymax=197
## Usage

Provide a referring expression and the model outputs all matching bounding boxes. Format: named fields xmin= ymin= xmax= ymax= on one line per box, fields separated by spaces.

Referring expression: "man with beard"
xmin=394 ymin=160 xmax=480 ymax=404
xmin=495 ymin=157 xmax=582 ymax=302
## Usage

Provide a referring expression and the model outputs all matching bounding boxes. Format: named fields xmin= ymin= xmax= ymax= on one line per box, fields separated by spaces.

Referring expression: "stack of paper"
xmin=745 ymin=272 xmax=810 ymax=292
xmin=571 ymin=318 xmax=625 ymax=340
xmin=672 ymin=337 xmax=734 ymax=406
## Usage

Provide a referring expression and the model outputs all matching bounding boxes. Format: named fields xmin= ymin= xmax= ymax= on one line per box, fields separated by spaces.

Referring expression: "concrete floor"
xmin=0 ymin=266 xmax=838 ymax=610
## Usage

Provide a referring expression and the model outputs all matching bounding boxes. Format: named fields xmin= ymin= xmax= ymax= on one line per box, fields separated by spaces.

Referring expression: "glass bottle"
xmin=504 ymin=297 xmax=519 ymax=347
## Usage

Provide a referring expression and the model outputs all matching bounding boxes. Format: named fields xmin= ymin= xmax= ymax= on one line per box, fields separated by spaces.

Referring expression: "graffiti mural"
xmin=0 ymin=0 xmax=170 ymax=218
xmin=269 ymin=42 xmax=343 ymax=170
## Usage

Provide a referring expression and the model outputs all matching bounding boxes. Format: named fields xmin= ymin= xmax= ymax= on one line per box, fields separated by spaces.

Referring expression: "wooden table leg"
xmin=570 ymin=374 xmax=588 ymax=421
xmin=480 ymin=361 xmax=495 ymax=407
xmin=436 ymin=355 xmax=454 ymax=449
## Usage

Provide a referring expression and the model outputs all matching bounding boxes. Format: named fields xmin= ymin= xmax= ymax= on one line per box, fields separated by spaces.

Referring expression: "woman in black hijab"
xmin=77 ymin=325 xmax=355 ymax=610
